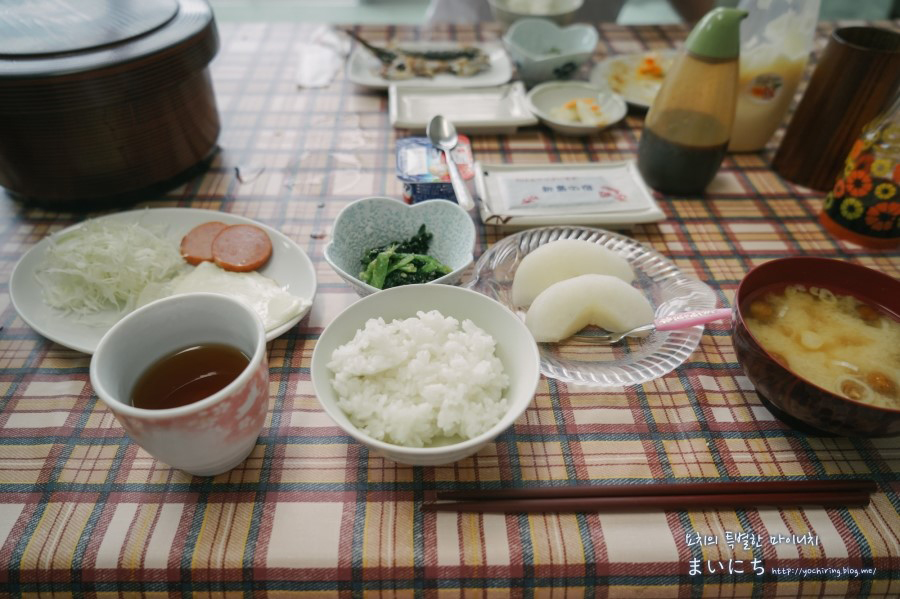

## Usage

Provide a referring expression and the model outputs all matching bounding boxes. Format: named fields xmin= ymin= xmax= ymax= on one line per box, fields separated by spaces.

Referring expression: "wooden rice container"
xmin=0 ymin=0 xmax=220 ymax=208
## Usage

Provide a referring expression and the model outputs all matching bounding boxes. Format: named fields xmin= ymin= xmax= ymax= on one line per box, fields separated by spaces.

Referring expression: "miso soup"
xmin=744 ymin=284 xmax=900 ymax=410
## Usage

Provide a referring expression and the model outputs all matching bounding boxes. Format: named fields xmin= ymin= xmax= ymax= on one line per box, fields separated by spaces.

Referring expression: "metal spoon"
xmin=426 ymin=114 xmax=474 ymax=211
xmin=578 ymin=308 xmax=734 ymax=345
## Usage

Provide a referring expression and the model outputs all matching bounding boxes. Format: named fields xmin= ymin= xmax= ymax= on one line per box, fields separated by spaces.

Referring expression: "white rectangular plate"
xmin=389 ymin=82 xmax=538 ymax=134
xmin=347 ymin=41 xmax=513 ymax=90
xmin=475 ymin=161 xmax=665 ymax=229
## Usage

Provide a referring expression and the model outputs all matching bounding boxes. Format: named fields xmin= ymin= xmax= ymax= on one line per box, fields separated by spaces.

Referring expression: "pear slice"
xmin=512 ymin=239 xmax=634 ymax=307
xmin=525 ymin=274 xmax=654 ymax=343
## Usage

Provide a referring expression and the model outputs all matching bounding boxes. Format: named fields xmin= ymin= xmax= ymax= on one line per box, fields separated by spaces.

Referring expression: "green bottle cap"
xmin=684 ymin=7 xmax=748 ymax=60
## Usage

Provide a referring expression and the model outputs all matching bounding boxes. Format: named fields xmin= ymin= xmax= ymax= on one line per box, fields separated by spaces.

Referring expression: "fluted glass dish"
xmin=468 ymin=226 xmax=719 ymax=388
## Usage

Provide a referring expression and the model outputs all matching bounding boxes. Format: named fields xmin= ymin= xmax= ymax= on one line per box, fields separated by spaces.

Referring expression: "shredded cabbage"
xmin=35 ymin=220 xmax=188 ymax=323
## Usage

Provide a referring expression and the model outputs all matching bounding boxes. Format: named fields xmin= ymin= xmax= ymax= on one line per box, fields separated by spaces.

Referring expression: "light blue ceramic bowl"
xmin=502 ymin=18 xmax=599 ymax=88
xmin=324 ymin=197 xmax=476 ymax=297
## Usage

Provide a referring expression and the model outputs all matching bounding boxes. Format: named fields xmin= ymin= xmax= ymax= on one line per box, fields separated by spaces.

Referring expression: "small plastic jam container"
xmin=396 ymin=136 xmax=475 ymax=204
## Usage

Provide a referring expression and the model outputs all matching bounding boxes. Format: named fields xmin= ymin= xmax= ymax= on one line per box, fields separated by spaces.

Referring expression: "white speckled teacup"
xmin=89 ymin=293 xmax=269 ymax=476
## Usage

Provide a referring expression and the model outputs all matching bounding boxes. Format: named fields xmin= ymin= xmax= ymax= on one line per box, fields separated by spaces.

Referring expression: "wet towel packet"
xmin=486 ymin=161 xmax=656 ymax=216
xmin=501 ymin=175 xmax=628 ymax=212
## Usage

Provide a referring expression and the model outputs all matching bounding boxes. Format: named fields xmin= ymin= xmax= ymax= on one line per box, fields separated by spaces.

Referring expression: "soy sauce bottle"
xmin=637 ymin=8 xmax=747 ymax=195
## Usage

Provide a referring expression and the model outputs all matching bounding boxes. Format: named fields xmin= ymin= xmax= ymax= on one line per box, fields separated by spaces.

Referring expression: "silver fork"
xmin=579 ymin=307 xmax=733 ymax=344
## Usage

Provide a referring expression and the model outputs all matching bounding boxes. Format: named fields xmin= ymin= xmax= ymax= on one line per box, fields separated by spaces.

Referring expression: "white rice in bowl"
xmin=327 ymin=309 xmax=510 ymax=447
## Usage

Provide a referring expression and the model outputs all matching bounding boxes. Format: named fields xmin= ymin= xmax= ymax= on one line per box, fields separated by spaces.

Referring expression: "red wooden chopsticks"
xmin=421 ymin=480 xmax=877 ymax=513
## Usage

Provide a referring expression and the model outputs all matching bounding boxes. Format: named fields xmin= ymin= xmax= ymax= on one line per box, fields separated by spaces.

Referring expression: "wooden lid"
xmin=0 ymin=0 xmax=216 ymax=81
xmin=1 ymin=0 xmax=178 ymax=56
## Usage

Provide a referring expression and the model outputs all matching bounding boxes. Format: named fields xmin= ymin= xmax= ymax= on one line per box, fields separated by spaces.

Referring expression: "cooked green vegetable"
xmin=359 ymin=225 xmax=452 ymax=289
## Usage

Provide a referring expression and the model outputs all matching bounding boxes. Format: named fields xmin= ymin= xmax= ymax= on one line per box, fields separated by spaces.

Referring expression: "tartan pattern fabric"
xmin=0 ymin=21 xmax=898 ymax=598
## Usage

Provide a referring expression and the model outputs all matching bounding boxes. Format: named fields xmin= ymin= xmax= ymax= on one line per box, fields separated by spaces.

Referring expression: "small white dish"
xmin=589 ymin=49 xmax=677 ymax=110
xmin=310 ymin=284 xmax=541 ymax=466
xmin=346 ymin=41 xmax=513 ymax=90
xmin=526 ymin=81 xmax=626 ymax=136
xmin=468 ymin=226 xmax=717 ymax=388
xmin=324 ymin=197 xmax=476 ymax=297
xmin=389 ymin=82 xmax=538 ymax=134
xmin=502 ymin=18 xmax=598 ymax=87
xmin=474 ymin=160 xmax=665 ymax=229
xmin=10 ymin=208 xmax=317 ymax=354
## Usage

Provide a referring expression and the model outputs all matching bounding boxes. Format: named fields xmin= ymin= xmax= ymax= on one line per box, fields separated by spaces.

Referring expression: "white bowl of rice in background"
xmin=311 ymin=284 xmax=541 ymax=466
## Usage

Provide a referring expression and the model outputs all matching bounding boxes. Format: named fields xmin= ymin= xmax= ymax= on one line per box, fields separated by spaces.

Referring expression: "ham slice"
xmin=211 ymin=224 xmax=273 ymax=272
xmin=180 ymin=221 xmax=228 ymax=265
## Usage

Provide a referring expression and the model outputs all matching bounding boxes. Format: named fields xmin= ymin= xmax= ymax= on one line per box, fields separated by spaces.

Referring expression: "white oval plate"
xmin=11 ymin=208 xmax=317 ymax=354
xmin=589 ymin=49 xmax=677 ymax=109
xmin=468 ymin=226 xmax=718 ymax=388
xmin=347 ymin=41 xmax=513 ymax=90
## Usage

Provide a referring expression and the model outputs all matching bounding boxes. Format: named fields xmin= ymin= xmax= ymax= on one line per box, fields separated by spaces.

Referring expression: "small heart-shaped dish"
xmin=325 ymin=197 xmax=476 ymax=297
xmin=502 ymin=18 xmax=599 ymax=87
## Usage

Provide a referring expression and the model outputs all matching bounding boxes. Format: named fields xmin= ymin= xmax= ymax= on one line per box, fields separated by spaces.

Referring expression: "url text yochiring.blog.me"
xmin=771 ymin=567 xmax=877 ymax=578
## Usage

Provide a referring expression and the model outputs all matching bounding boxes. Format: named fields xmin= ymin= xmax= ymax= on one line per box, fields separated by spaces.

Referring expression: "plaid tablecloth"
xmin=0 ymin=21 xmax=898 ymax=598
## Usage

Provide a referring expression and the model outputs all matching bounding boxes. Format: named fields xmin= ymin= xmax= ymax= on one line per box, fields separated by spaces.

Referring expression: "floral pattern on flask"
xmin=822 ymin=117 xmax=900 ymax=243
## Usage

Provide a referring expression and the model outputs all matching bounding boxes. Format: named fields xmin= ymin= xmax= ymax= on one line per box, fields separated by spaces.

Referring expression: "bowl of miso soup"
xmin=733 ymin=257 xmax=900 ymax=437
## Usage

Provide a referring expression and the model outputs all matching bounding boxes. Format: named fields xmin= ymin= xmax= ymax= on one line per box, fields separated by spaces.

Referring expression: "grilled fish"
xmin=345 ymin=30 xmax=490 ymax=80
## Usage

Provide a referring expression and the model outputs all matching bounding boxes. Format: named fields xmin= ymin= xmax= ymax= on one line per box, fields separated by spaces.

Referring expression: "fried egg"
xmin=139 ymin=262 xmax=310 ymax=332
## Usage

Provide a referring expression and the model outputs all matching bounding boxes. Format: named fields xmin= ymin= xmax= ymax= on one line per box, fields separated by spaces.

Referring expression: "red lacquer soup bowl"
xmin=732 ymin=257 xmax=900 ymax=437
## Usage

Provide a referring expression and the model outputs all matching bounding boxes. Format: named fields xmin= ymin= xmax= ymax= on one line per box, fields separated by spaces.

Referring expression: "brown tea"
xmin=131 ymin=344 xmax=250 ymax=410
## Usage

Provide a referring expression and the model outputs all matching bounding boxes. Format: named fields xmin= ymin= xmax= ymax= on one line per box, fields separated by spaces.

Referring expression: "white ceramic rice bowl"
xmin=489 ymin=0 xmax=584 ymax=28
xmin=310 ymin=284 xmax=540 ymax=466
